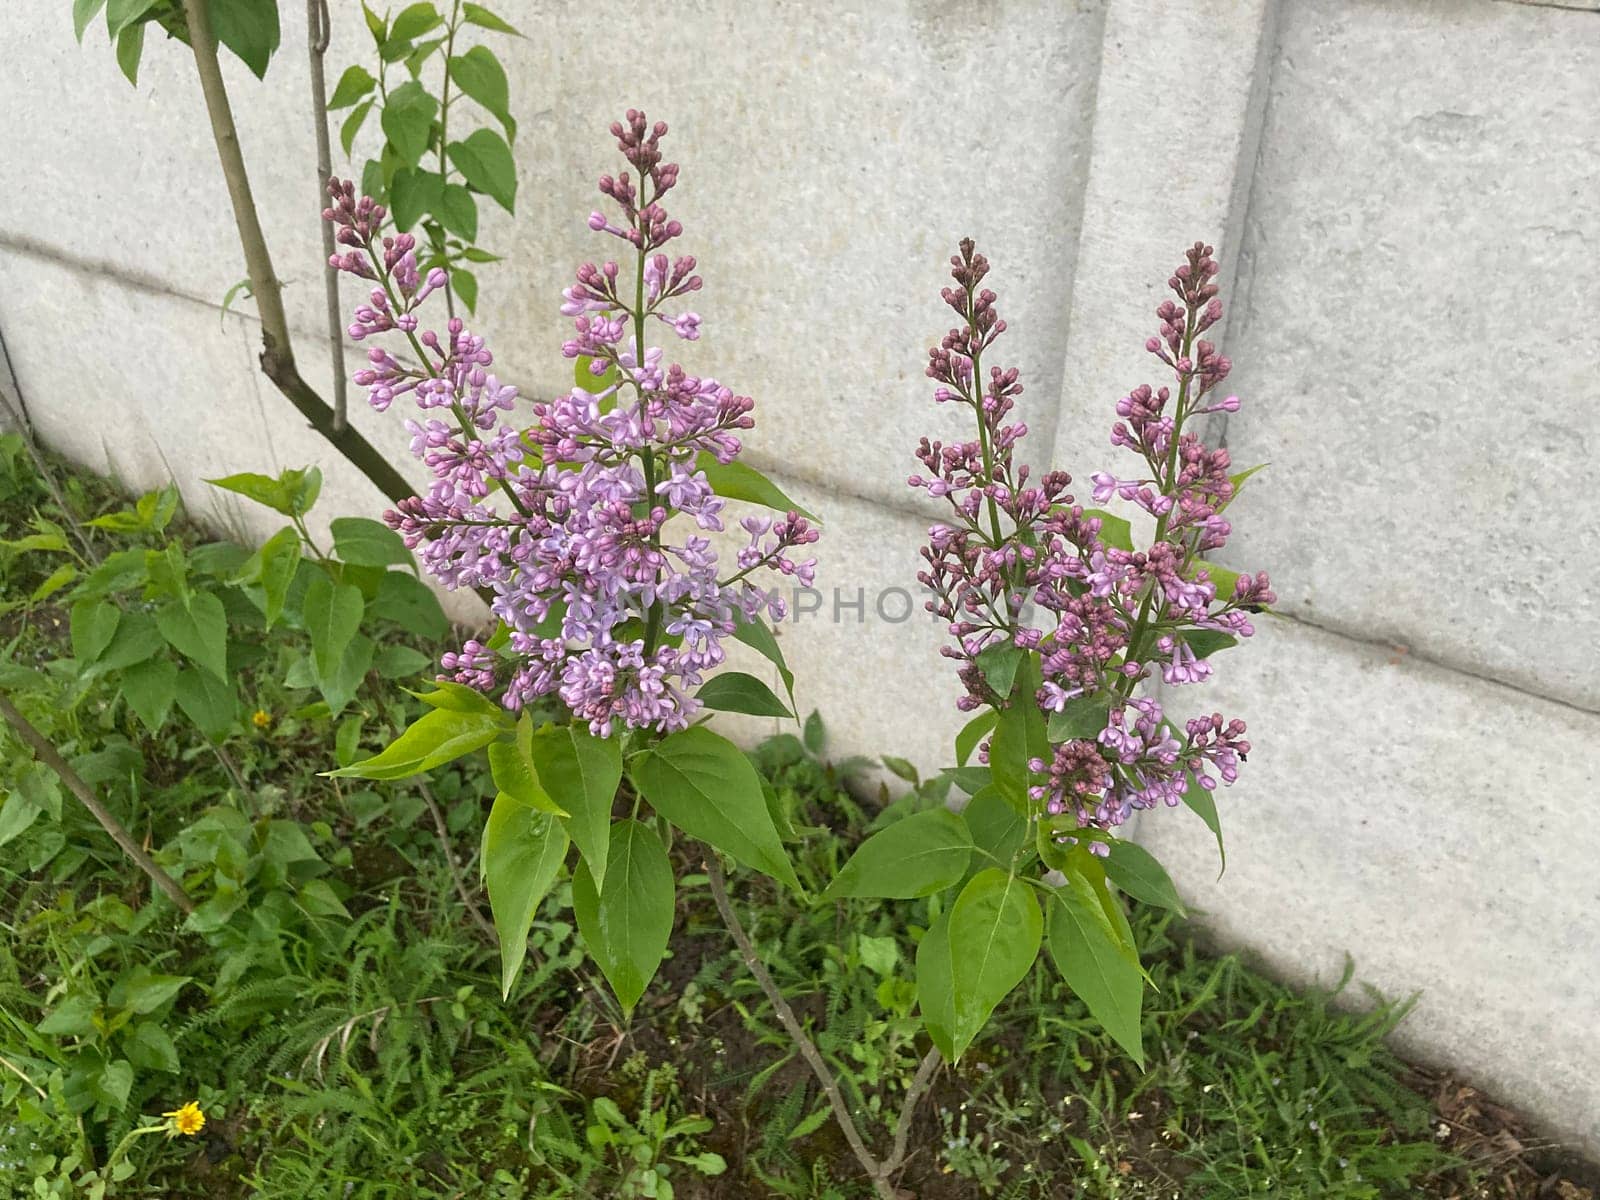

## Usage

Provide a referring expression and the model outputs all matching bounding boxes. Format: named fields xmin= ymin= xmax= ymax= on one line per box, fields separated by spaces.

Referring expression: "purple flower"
xmin=912 ymin=239 xmax=1272 ymax=842
xmin=322 ymin=112 xmax=819 ymax=736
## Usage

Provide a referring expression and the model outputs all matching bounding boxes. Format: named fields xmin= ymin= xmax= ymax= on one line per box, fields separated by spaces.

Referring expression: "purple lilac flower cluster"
xmin=324 ymin=112 xmax=818 ymax=737
xmin=911 ymin=239 xmax=1274 ymax=843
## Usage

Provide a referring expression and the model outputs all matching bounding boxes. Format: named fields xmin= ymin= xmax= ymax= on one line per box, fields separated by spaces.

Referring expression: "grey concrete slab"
xmin=1139 ymin=615 xmax=1600 ymax=1157
xmin=1220 ymin=0 xmax=1600 ymax=709
xmin=10 ymin=0 xmax=1107 ymax=514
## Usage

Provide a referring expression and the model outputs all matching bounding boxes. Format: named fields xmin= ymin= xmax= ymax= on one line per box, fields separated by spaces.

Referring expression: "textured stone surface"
xmin=766 ymin=473 xmax=969 ymax=774
xmin=1139 ymin=616 xmax=1600 ymax=1155
xmin=1048 ymin=0 xmax=1276 ymax=475
xmin=0 ymin=245 xmax=484 ymax=624
xmin=9 ymin=0 xmax=1106 ymax=513
xmin=1221 ymin=0 xmax=1600 ymax=709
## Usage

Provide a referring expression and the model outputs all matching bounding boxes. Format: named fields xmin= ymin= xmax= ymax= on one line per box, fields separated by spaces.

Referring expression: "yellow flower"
xmin=163 ymin=1101 xmax=206 ymax=1137
xmin=251 ymin=709 xmax=272 ymax=729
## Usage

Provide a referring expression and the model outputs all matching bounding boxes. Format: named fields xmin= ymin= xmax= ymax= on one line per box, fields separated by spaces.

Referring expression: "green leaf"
xmin=373 ymin=643 xmax=431 ymax=679
xmin=1083 ymin=507 xmax=1133 ymax=552
xmin=328 ymin=64 xmax=376 ymax=109
xmin=123 ymin=1021 xmax=179 ymax=1072
xmin=447 ymin=128 xmax=516 ymax=212
xmin=1046 ymin=691 xmax=1113 ymax=744
xmin=97 ymin=610 xmax=163 ymax=671
xmin=989 ymin=658 xmax=1047 ymax=805
xmin=453 ymin=267 xmax=478 ymax=313
xmin=206 ymin=469 xmax=309 ymax=517
xmin=405 ymin=35 xmax=446 ymax=75
xmin=572 ymin=820 xmax=673 ymax=1016
xmin=942 ymin=765 xmax=990 ymax=796
xmin=692 ymin=452 xmax=818 ymax=522
xmin=527 ymin=726 xmax=620 ymax=888
xmin=1229 ymin=462 xmax=1269 ymax=495
xmin=382 ymin=81 xmax=438 ymax=168
xmin=1046 ymin=876 xmax=1145 ymax=1065
xmin=114 ymin=20 xmax=144 ymax=84
xmin=731 ymin=613 xmax=795 ymax=711
xmin=449 ymin=45 xmax=515 ymax=139
xmin=824 ymin=809 xmax=971 ymax=899
xmin=1181 ymin=771 xmax=1225 ymax=873
xmin=70 ymin=600 xmax=121 ymax=664
xmin=975 ymin=643 xmax=1023 ymax=697
xmin=437 ymin=183 xmax=478 ymax=240
xmin=462 ymin=2 xmax=519 ymax=34
xmin=317 ymin=631 xmax=374 ymax=716
xmin=118 ymin=658 xmax=177 ymax=732
xmin=633 ymin=727 xmax=800 ymax=892
xmin=915 ymin=910 xmax=957 ymax=1060
xmin=39 ymin=994 xmax=98 ymax=1037
xmin=963 ymin=785 xmax=1026 ymax=868
xmin=0 ymin=786 xmax=44 ymax=849
xmin=108 ymin=967 xmax=189 ymax=1014
xmin=803 ymin=710 xmax=826 ymax=756
xmin=174 ymin=669 xmax=236 ymax=739
xmin=155 ymin=594 xmax=228 ymax=680
xmin=74 ymin=0 xmax=109 ymax=42
xmin=31 ymin=562 xmax=76 ymax=604
xmin=695 ymin=671 xmax=791 ymax=718
xmin=369 ymin=570 xmax=448 ymax=639
xmin=220 ymin=277 xmax=253 ymax=320
xmin=483 ymin=797 xmax=568 ymax=997
xmin=388 ymin=166 xmax=444 ymax=232
xmin=1103 ymin=839 xmax=1186 ymax=913
xmin=361 ymin=0 xmax=386 ymax=40
xmin=387 ymin=1 xmax=441 ymax=42
xmin=329 ymin=707 xmax=505 ymax=780
xmin=210 ymin=0 xmax=280 ymax=79
xmin=341 ymin=97 xmax=376 ymax=156
xmin=106 ymin=0 xmax=155 ymax=37
xmin=330 ymin=516 xmax=411 ymax=568
xmin=303 ymin=575 xmax=364 ymax=681
xmin=407 ymin=678 xmax=501 ymax=714
xmin=1183 ymin=629 xmax=1238 ymax=660
xmin=955 ymin=711 xmax=996 ymax=768
xmin=93 ymin=1058 xmax=135 ymax=1109
xmin=882 ymin=755 xmax=918 ymax=784
xmin=573 ymin=354 xmax=617 ymax=394
xmin=947 ymin=869 xmax=1042 ymax=1059
xmin=246 ymin=527 xmax=302 ymax=629
xmin=488 ymin=720 xmax=568 ymax=816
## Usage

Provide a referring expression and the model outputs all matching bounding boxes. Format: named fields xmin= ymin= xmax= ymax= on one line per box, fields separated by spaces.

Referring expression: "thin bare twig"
xmin=418 ymin=780 xmax=496 ymax=942
xmin=0 ymin=1051 xmax=47 ymax=1100
xmin=884 ymin=1045 xmax=943 ymax=1176
xmin=0 ymin=694 xmax=195 ymax=915
xmin=305 ymin=0 xmax=349 ymax=432
xmin=178 ymin=0 xmax=413 ymax=504
xmin=705 ymin=856 xmax=899 ymax=1199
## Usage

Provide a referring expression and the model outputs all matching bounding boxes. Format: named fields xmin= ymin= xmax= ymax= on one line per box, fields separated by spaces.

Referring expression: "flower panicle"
xmin=912 ymin=239 xmax=1274 ymax=848
xmin=321 ymin=112 xmax=818 ymax=737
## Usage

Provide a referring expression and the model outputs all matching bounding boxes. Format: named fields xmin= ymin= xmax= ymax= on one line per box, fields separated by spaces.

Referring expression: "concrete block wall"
xmin=4 ymin=0 xmax=1597 ymax=1156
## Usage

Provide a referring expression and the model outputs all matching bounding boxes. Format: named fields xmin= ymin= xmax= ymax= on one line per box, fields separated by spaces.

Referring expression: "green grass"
xmin=0 ymin=434 xmax=1592 ymax=1200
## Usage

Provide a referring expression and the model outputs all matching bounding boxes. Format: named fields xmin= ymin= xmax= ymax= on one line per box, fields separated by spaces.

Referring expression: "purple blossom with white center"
xmin=913 ymin=239 xmax=1274 ymax=846
xmin=323 ymin=111 xmax=818 ymax=737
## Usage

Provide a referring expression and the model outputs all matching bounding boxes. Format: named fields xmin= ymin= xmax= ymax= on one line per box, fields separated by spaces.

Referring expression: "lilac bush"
xmin=320 ymin=111 xmax=1271 ymax=1197
xmin=824 ymin=238 xmax=1272 ymax=1073
xmin=323 ymin=110 xmax=817 ymax=739
xmin=325 ymin=115 xmax=818 ymax=1037
xmin=913 ymin=238 xmax=1273 ymax=846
